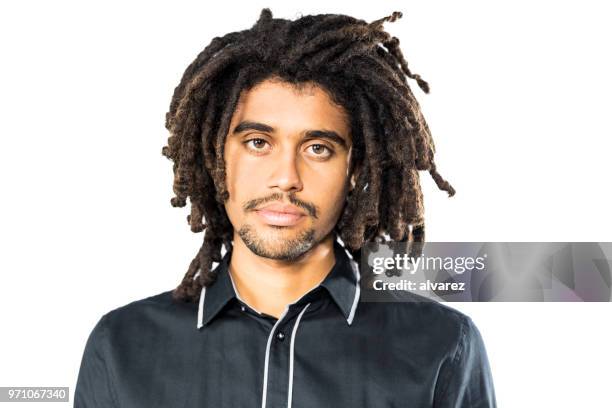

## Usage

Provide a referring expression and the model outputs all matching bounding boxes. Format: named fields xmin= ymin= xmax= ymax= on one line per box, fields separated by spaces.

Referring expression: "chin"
xmin=238 ymin=223 xmax=317 ymax=260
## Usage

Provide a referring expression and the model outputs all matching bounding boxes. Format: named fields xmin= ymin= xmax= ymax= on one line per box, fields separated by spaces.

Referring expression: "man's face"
xmin=223 ymin=77 xmax=353 ymax=261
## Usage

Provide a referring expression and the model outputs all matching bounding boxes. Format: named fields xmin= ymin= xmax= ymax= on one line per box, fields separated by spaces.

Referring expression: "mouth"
xmin=254 ymin=209 xmax=306 ymax=227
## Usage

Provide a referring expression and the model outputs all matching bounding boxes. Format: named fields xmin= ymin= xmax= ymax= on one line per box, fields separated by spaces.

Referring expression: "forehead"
xmin=231 ymin=78 xmax=351 ymax=138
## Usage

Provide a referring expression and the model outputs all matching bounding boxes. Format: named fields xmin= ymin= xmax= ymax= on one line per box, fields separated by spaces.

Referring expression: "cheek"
xmin=304 ymin=166 xmax=349 ymax=221
xmin=224 ymin=143 xmax=258 ymax=196
xmin=223 ymin=145 xmax=273 ymax=221
xmin=223 ymin=145 xmax=252 ymax=220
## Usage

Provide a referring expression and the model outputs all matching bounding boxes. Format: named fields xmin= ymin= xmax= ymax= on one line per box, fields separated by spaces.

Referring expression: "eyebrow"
xmin=232 ymin=121 xmax=349 ymax=150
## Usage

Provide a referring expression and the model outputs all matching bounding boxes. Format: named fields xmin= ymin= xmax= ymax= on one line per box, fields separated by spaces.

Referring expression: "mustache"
xmin=243 ymin=192 xmax=318 ymax=219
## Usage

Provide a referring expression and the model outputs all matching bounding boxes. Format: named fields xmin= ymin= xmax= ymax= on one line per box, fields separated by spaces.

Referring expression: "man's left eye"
xmin=308 ymin=144 xmax=332 ymax=157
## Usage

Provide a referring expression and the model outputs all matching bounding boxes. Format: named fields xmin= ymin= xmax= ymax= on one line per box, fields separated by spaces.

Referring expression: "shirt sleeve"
xmin=434 ymin=316 xmax=497 ymax=408
xmin=74 ymin=314 xmax=118 ymax=408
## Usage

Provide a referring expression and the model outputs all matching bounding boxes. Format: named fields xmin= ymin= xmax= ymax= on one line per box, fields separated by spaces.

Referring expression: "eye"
xmin=244 ymin=138 xmax=271 ymax=154
xmin=306 ymin=143 xmax=333 ymax=159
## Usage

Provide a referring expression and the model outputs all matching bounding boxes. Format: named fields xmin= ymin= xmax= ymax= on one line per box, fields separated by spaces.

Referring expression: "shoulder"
xmin=102 ymin=289 xmax=175 ymax=320
xmin=97 ymin=289 xmax=197 ymax=341
xmin=357 ymin=289 xmax=475 ymax=354
xmin=105 ymin=289 xmax=177 ymax=314
xmin=360 ymin=287 xmax=472 ymax=322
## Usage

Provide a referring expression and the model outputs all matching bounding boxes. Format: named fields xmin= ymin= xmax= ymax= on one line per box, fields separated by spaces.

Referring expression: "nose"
xmin=266 ymin=149 xmax=303 ymax=193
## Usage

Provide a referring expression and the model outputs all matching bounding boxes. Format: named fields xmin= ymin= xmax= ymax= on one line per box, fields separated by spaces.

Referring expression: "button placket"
xmin=260 ymin=303 xmax=312 ymax=408
xmin=261 ymin=306 xmax=290 ymax=408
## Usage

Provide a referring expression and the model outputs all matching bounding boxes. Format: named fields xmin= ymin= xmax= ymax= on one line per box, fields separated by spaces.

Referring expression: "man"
xmin=75 ymin=8 xmax=496 ymax=407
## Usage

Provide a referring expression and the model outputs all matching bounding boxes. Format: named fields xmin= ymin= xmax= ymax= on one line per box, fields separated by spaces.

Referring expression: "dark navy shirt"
xmin=74 ymin=240 xmax=497 ymax=407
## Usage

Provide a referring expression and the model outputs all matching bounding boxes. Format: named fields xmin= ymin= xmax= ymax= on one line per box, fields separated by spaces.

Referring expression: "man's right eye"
xmin=244 ymin=138 xmax=271 ymax=153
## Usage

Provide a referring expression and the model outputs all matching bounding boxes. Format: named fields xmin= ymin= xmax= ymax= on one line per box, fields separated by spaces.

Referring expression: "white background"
xmin=1 ymin=1 xmax=611 ymax=406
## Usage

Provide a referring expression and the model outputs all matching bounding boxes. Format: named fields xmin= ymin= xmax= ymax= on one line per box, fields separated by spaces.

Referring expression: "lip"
xmin=258 ymin=203 xmax=306 ymax=215
xmin=254 ymin=203 xmax=307 ymax=227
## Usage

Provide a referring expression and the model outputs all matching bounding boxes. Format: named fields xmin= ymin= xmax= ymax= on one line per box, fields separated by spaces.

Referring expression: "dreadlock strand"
xmin=428 ymin=160 xmax=456 ymax=197
xmin=287 ymin=14 xmax=362 ymax=55
xmin=213 ymin=67 xmax=254 ymax=204
xmin=166 ymin=31 xmax=245 ymax=129
xmin=170 ymin=44 xmax=254 ymax=130
xmin=355 ymin=91 xmax=384 ymax=222
xmin=291 ymin=24 xmax=385 ymax=64
xmin=384 ymin=36 xmax=430 ymax=94
xmin=369 ymin=11 xmax=403 ymax=29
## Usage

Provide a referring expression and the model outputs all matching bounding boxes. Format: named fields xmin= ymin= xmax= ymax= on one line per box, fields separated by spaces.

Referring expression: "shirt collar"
xmin=196 ymin=239 xmax=361 ymax=329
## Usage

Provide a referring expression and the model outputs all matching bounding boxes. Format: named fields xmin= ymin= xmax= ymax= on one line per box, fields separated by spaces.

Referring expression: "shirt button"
xmin=240 ymin=305 xmax=246 ymax=312
xmin=276 ymin=331 xmax=285 ymax=341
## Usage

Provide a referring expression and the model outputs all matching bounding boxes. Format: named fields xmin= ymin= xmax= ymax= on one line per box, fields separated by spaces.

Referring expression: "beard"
xmin=237 ymin=223 xmax=317 ymax=261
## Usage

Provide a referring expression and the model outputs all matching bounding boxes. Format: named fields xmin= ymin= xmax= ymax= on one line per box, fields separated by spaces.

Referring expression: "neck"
xmin=228 ymin=231 xmax=336 ymax=319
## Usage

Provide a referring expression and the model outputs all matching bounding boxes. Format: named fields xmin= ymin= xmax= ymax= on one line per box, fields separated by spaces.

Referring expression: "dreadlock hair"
xmin=162 ymin=8 xmax=456 ymax=304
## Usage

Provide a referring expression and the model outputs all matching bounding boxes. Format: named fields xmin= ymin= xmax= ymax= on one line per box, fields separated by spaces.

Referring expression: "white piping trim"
xmin=287 ymin=303 xmax=311 ymax=408
xmin=197 ymin=286 xmax=207 ymax=329
xmin=261 ymin=307 xmax=289 ymax=408
xmin=347 ymin=259 xmax=361 ymax=325
xmin=228 ymin=268 xmax=264 ymax=315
